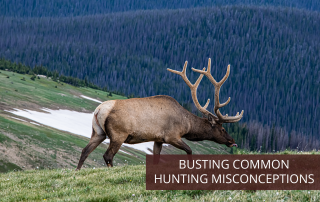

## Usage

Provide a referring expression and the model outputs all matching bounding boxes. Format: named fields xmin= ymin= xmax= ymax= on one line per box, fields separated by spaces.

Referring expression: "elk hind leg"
xmin=76 ymin=128 xmax=106 ymax=170
xmin=103 ymin=138 xmax=126 ymax=167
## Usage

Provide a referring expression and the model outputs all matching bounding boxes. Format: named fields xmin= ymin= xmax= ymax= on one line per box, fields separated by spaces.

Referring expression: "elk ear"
xmin=207 ymin=114 xmax=217 ymax=125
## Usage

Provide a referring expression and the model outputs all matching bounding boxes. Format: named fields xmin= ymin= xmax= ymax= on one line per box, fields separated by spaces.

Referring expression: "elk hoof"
xmin=107 ymin=163 xmax=112 ymax=167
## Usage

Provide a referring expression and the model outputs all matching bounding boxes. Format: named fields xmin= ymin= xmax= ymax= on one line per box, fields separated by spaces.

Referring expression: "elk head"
xmin=167 ymin=58 xmax=244 ymax=147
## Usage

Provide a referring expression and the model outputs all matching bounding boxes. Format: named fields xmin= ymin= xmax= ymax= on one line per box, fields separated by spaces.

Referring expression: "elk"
xmin=76 ymin=58 xmax=243 ymax=170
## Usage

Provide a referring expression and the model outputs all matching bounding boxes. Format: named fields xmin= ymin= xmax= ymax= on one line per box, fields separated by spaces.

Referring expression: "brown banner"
xmin=146 ymin=155 xmax=320 ymax=190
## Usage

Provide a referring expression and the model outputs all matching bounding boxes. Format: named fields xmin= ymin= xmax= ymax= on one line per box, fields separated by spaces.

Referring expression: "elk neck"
xmin=182 ymin=114 xmax=214 ymax=141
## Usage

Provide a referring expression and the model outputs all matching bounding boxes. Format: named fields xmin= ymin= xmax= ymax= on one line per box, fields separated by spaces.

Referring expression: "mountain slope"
xmin=1 ymin=6 xmax=319 ymax=138
xmin=0 ymin=70 xmax=234 ymax=172
xmin=0 ymin=71 xmax=147 ymax=172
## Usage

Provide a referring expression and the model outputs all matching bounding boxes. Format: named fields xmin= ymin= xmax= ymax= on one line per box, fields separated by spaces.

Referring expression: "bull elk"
xmin=76 ymin=58 xmax=243 ymax=170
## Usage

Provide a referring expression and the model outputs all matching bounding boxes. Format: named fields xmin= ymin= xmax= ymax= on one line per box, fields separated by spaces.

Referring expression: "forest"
xmin=1 ymin=5 xmax=320 ymax=151
xmin=1 ymin=0 xmax=320 ymax=17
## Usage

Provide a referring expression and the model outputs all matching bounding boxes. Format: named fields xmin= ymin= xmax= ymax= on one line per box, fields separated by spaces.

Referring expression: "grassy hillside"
xmin=0 ymin=70 xmax=235 ymax=173
xmin=0 ymin=159 xmax=318 ymax=201
xmin=0 ymin=70 xmax=125 ymax=112
xmin=0 ymin=71 xmax=147 ymax=172
xmin=1 ymin=6 xmax=319 ymax=142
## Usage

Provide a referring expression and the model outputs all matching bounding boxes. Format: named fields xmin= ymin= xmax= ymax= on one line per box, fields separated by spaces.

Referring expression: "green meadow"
xmin=0 ymin=161 xmax=318 ymax=202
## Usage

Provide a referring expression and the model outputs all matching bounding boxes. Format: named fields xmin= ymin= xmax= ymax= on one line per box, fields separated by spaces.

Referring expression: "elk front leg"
xmin=76 ymin=129 xmax=106 ymax=170
xmin=153 ymin=142 xmax=163 ymax=165
xmin=168 ymin=138 xmax=192 ymax=154
xmin=153 ymin=142 xmax=163 ymax=154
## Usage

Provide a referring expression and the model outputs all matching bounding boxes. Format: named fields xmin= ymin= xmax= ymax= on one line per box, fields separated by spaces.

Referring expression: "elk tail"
xmin=92 ymin=109 xmax=108 ymax=138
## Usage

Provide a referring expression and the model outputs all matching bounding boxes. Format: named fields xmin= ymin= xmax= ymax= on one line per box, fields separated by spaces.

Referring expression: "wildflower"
xmin=7 ymin=179 xmax=9 ymax=181
xmin=276 ymin=192 xmax=279 ymax=195
xmin=44 ymin=199 xmax=46 ymax=201
xmin=93 ymin=167 xmax=95 ymax=169
xmin=132 ymin=194 xmax=135 ymax=196
xmin=37 ymin=166 xmax=39 ymax=169
xmin=228 ymin=197 xmax=232 ymax=200
xmin=308 ymin=191 xmax=310 ymax=194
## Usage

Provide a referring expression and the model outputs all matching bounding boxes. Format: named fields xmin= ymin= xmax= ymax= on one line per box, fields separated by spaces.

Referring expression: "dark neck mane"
xmin=183 ymin=114 xmax=212 ymax=141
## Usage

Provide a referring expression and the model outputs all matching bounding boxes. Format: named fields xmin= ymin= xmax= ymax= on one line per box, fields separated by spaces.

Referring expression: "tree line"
xmin=1 ymin=0 xmax=320 ymax=17
xmin=226 ymin=122 xmax=320 ymax=152
xmin=0 ymin=58 xmax=101 ymax=90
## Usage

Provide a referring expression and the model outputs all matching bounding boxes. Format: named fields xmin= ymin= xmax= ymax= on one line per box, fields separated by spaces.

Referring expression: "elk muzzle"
xmin=226 ymin=139 xmax=237 ymax=147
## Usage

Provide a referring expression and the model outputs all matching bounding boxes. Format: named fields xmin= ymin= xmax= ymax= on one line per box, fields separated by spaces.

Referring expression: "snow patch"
xmin=10 ymin=116 xmax=27 ymax=122
xmin=119 ymin=150 xmax=132 ymax=155
xmin=6 ymin=108 xmax=153 ymax=154
xmin=80 ymin=95 xmax=102 ymax=103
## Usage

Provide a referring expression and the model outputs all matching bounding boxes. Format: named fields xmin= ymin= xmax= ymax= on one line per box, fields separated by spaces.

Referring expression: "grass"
xmin=0 ymin=115 xmax=146 ymax=172
xmin=0 ymin=164 xmax=318 ymax=202
xmin=0 ymin=71 xmax=126 ymax=112
xmin=0 ymin=71 xmax=147 ymax=172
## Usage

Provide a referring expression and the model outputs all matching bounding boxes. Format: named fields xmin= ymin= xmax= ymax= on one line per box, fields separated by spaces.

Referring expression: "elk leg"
xmin=153 ymin=142 xmax=163 ymax=154
xmin=103 ymin=140 xmax=123 ymax=167
xmin=153 ymin=142 xmax=163 ymax=165
xmin=169 ymin=138 xmax=192 ymax=154
xmin=76 ymin=129 xmax=106 ymax=170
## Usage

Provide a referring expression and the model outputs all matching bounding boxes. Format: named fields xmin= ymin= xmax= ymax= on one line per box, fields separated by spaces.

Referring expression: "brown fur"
xmin=76 ymin=95 xmax=235 ymax=170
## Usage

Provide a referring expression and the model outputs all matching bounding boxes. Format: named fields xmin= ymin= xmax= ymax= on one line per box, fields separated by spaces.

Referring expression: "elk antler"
xmin=192 ymin=58 xmax=244 ymax=123
xmin=167 ymin=61 xmax=218 ymax=120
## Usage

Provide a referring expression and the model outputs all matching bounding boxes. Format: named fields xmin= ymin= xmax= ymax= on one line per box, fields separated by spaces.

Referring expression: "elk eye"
xmin=222 ymin=129 xmax=225 ymax=132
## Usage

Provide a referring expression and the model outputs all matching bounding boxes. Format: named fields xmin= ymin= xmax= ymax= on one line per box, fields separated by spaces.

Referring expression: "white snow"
xmin=80 ymin=95 xmax=102 ymax=103
xmin=30 ymin=122 xmax=41 ymax=126
xmin=119 ymin=150 xmax=132 ymax=155
xmin=10 ymin=116 xmax=27 ymax=122
xmin=6 ymin=108 xmax=153 ymax=154
xmin=37 ymin=75 xmax=47 ymax=78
